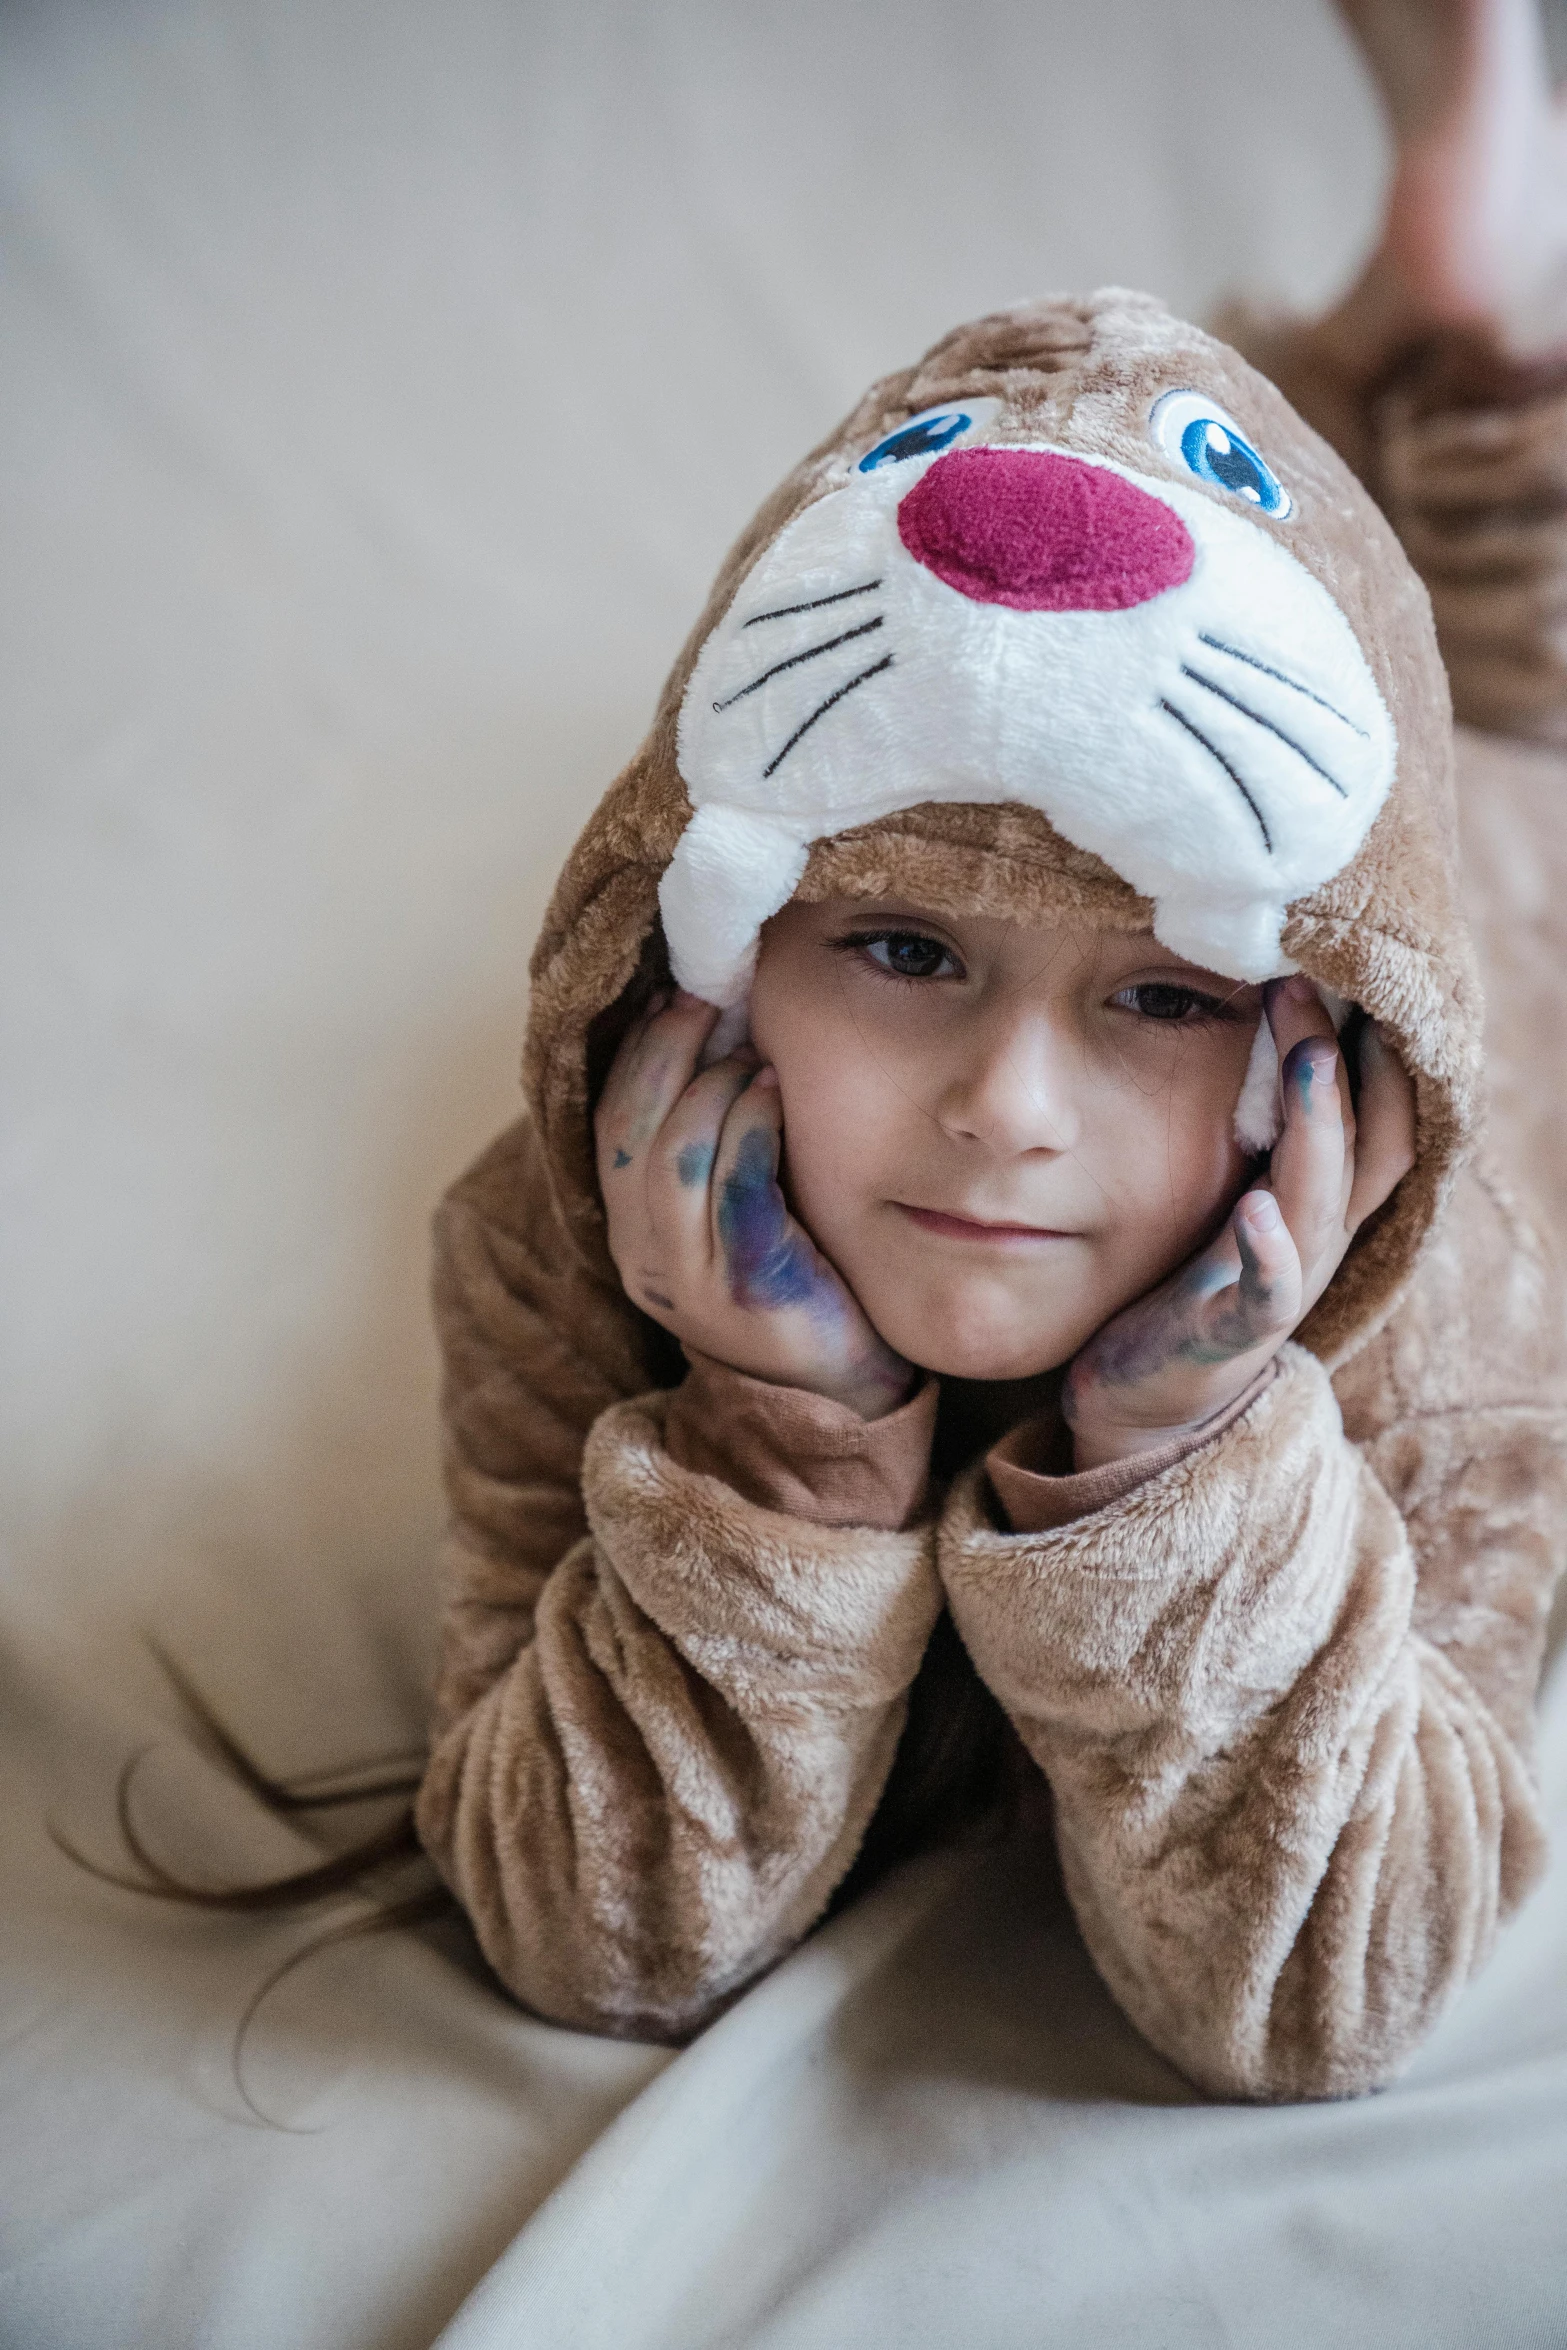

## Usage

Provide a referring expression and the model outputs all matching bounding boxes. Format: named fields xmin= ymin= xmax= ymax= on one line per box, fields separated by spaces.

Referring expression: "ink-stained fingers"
xmin=600 ymin=990 xmax=718 ymax=1126
xmin=1064 ymin=1191 xmax=1301 ymax=1457
xmin=594 ymin=991 xmax=720 ymax=1181
xmin=1156 ymin=1188 xmax=1298 ymax=1369
xmin=1265 ymin=974 xmax=1355 ymax=1178
xmin=708 ymin=1066 xmax=786 ymax=1271
xmin=707 ymin=1066 xmax=852 ymax=1327
xmin=1222 ymin=1188 xmax=1303 ymax=1347
xmin=644 ymin=1055 xmax=759 ymax=1256
xmin=1264 ymin=973 xmax=1336 ymax=1062
xmin=1344 ymin=1022 xmax=1417 ymax=1229
xmin=1268 ymin=1033 xmax=1351 ymax=1272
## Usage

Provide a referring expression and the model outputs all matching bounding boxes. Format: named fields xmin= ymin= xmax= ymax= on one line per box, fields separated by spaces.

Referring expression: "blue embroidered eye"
xmin=858 ymin=401 xmax=997 ymax=473
xmin=1149 ymin=388 xmax=1293 ymax=519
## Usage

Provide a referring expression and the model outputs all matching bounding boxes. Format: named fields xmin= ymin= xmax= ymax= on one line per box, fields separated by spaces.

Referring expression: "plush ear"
xmin=1233 ymin=1016 xmax=1282 ymax=1152
xmin=659 ymin=806 xmax=808 ymax=1008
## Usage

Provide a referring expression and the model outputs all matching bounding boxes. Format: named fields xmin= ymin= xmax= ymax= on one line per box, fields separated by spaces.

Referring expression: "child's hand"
xmin=1063 ymin=976 xmax=1417 ymax=1471
xmin=595 ymin=991 xmax=915 ymax=1420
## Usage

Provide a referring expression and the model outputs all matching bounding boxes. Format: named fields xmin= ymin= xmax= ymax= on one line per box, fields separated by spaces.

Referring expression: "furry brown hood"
xmin=520 ymin=288 xmax=1478 ymax=1371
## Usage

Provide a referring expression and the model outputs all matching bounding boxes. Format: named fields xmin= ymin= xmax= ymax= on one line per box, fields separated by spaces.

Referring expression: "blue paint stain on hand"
xmin=676 ymin=1139 xmax=715 ymax=1188
xmin=717 ymin=1129 xmax=836 ymax=1314
xmin=613 ymin=1148 xmax=633 ymax=1169
xmin=1284 ymin=1038 xmax=1335 ymax=1108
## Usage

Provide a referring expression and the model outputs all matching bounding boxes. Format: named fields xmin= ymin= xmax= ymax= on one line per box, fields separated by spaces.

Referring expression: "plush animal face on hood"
xmin=524 ymin=289 xmax=1479 ymax=1368
xmin=667 ymin=389 xmax=1394 ymax=1006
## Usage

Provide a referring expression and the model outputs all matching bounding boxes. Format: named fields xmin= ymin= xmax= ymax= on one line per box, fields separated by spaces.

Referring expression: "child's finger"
xmin=597 ymin=987 xmax=670 ymax=1099
xmin=708 ymin=1069 xmax=830 ymax=1317
xmin=1344 ymin=1023 xmax=1417 ymax=1231
xmin=1268 ymin=1034 xmax=1349 ymax=1277
xmin=595 ymin=991 xmax=718 ymax=1176
xmin=1070 ymin=1186 xmax=1299 ymax=1419
xmin=645 ymin=1055 xmax=759 ymax=1261
xmin=1264 ymin=973 xmax=1337 ymax=1066
xmin=599 ymin=989 xmax=710 ymax=1115
xmin=1213 ymin=1188 xmax=1303 ymax=1352
xmin=595 ymin=992 xmax=675 ymax=1145
xmin=1267 ymin=971 xmax=1356 ymax=1194
xmin=1169 ymin=1189 xmax=1300 ymax=1366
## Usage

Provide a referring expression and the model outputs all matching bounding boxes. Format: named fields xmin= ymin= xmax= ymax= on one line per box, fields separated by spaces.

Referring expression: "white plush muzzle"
xmin=661 ymin=411 xmax=1395 ymax=1146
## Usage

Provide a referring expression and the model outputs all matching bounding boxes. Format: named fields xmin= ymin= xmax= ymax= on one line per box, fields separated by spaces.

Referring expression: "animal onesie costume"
xmin=415 ymin=290 xmax=1567 ymax=2102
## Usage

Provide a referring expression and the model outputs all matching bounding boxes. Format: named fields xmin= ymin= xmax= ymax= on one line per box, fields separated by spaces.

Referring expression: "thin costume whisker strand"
xmin=744 ymin=579 xmax=882 ymax=627
xmin=713 ymin=617 xmax=884 ymax=711
xmin=1182 ymin=665 xmax=1349 ymax=795
xmin=763 ymin=654 xmax=895 ymax=780
xmin=1196 ymin=633 xmax=1369 ymax=735
xmin=1158 ymin=699 xmax=1274 ymax=850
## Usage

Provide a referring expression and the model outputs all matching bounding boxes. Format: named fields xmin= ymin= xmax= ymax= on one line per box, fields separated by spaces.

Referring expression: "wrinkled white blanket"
xmin=6 ymin=1 xmax=1567 ymax=2344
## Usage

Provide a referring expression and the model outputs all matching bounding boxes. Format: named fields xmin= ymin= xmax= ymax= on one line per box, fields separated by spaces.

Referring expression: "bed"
xmin=5 ymin=2 xmax=1566 ymax=2342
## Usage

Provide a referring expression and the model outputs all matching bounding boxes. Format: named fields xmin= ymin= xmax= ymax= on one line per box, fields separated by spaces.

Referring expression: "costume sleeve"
xmin=414 ymin=1119 xmax=942 ymax=2041
xmin=939 ymin=1166 xmax=1567 ymax=2102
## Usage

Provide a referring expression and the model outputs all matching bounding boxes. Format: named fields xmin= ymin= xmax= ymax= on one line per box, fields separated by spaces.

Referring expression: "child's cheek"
xmin=1123 ymin=1077 xmax=1255 ymax=1257
xmin=776 ymin=1064 xmax=886 ymax=1216
xmin=772 ymin=1040 xmax=909 ymax=1250
xmin=1064 ymin=1044 xmax=1250 ymax=1277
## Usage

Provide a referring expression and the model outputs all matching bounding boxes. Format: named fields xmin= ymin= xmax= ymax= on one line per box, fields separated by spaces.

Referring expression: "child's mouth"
xmin=894 ymin=1203 xmax=1074 ymax=1244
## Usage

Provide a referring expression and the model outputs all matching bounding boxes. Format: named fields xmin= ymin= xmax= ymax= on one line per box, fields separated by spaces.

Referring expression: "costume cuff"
xmin=663 ymin=1350 xmax=938 ymax=1531
xmin=986 ymin=1364 xmax=1278 ymax=1534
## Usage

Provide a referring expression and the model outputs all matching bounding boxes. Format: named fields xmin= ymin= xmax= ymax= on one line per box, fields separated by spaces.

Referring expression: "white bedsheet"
xmin=440 ymin=1676 xmax=1567 ymax=2350
xmin=6 ymin=3 xmax=1567 ymax=2344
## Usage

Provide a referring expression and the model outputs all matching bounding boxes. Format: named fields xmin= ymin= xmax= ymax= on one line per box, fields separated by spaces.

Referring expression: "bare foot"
xmin=1323 ymin=0 xmax=1567 ymax=382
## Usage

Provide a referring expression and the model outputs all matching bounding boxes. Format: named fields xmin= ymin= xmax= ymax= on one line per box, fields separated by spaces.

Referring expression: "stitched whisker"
xmin=1196 ymin=634 xmax=1368 ymax=737
xmin=762 ymin=654 xmax=894 ymax=780
xmin=744 ymin=579 xmax=882 ymax=627
xmin=713 ymin=617 xmax=884 ymax=712
xmin=1182 ymin=666 xmax=1348 ymax=797
xmin=1159 ymin=701 xmax=1273 ymax=851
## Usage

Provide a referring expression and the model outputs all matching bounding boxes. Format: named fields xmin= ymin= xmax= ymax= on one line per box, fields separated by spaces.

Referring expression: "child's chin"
xmin=855 ymin=1262 xmax=1107 ymax=1385
xmin=892 ymin=1311 xmax=1082 ymax=1387
xmin=920 ymin=1346 xmax=1072 ymax=1384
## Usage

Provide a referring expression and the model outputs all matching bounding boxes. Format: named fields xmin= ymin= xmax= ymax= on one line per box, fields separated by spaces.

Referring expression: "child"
xmin=414 ymin=286 xmax=1567 ymax=2102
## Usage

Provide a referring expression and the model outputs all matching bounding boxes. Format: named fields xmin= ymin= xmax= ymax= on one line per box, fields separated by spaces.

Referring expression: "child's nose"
xmin=937 ymin=1018 xmax=1081 ymax=1156
xmin=897 ymin=447 xmax=1194 ymax=613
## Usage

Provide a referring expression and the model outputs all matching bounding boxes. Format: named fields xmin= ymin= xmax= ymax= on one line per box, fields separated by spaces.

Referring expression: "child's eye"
xmin=1113 ymin=981 xmax=1227 ymax=1023
xmin=851 ymin=930 xmax=960 ymax=981
xmin=1149 ymin=388 xmax=1293 ymax=519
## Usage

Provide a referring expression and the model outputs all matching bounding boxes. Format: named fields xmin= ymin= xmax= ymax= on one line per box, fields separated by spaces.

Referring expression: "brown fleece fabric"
xmin=664 ymin=1353 xmax=937 ymax=1532
xmin=1217 ymin=302 xmax=1567 ymax=749
xmin=986 ymin=1365 xmax=1275 ymax=1534
xmin=416 ymin=291 xmax=1567 ymax=2096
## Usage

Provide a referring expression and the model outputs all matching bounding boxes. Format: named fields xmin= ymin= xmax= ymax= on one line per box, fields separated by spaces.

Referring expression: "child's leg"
xmin=1324 ymin=0 xmax=1567 ymax=377
xmin=1220 ymin=0 xmax=1567 ymax=746
xmin=1219 ymin=4 xmax=1567 ymax=1237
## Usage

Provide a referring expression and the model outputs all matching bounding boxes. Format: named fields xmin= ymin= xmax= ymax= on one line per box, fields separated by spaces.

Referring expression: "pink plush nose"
xmin=897 ymin=447 xmax=1194 ymax=613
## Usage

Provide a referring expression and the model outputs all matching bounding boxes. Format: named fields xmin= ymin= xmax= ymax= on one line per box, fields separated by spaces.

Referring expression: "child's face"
xmin=748 ymin=899 xmax=1262 ymax=1383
